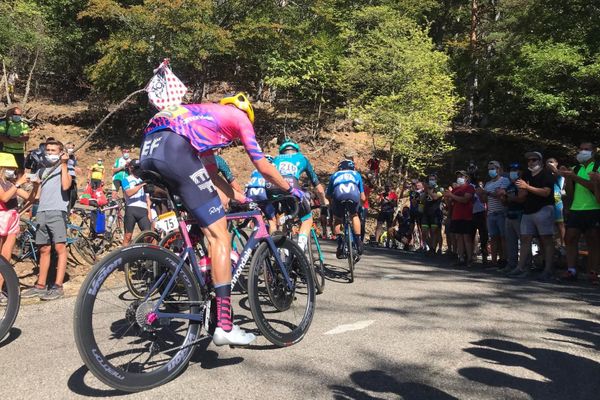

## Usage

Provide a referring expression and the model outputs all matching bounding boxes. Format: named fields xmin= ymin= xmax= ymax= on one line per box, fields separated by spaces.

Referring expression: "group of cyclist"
xmin=136 ymin=93 xmax=366 ymax=346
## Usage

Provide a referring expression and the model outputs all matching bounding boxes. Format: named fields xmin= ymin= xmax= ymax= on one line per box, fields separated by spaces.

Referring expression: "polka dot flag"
xmin=146 ymin=59 xmax=188 ymax=110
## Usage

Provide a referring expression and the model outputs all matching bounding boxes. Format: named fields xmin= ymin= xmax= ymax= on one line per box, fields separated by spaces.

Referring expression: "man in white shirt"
xmin=121 ymin=159 xmax=151 ymax=245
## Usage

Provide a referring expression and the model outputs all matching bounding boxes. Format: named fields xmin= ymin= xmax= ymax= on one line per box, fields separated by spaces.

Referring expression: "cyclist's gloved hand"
xmin=289 ymin=187 xmax=306 ymax=201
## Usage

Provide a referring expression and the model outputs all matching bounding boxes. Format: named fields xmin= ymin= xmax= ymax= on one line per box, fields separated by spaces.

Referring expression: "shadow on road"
xmin=331 ymin=369 xmax=458 ymax=400
xmin=458 ymin=338 xmax=600 ymax=400
xmin=67 ymin=364 xmax=128 ymax=397
xmin=0 ymin=327 xmax=22 ymax=348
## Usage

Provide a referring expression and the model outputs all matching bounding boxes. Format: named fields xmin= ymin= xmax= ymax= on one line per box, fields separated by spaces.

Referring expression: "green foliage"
xmin=339 ymin=7 xmax=458 ymax=173
xmin=80 ymin=0 xmax=234 ymax=98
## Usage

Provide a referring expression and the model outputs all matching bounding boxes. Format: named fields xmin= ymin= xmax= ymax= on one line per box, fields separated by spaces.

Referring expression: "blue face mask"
xmin=509 ymin=171 xmax=519 ymax=181
xmin=488 ymin=169 xmax=498 ymax=178
xmin=11 ymin=115 xmax=22 ymax=123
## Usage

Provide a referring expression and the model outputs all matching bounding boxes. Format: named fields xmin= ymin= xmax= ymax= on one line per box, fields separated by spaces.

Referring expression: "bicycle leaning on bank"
xmin=73 ymin=170 xmax=316 ymax=392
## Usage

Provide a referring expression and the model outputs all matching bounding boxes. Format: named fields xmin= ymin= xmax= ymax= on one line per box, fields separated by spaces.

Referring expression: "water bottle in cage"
xmin=230 ymin=250 xmax=240 ymax=268
xmin=198 ymin=256 xmax=212 ymax=285
xmin=107 ymin=213 xmax=115 ymax=228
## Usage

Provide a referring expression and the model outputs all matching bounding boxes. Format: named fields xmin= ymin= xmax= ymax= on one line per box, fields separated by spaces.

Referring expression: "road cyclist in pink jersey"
xmin=140 ymin=93 xmax=305 ymax=346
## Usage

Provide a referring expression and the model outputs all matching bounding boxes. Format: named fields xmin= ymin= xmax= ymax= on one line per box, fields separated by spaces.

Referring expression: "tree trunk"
xmin=313 ymin=86 xmax=324 ymax=140
xmin=21 ymin=48 xmax=40 ymax=107
xmin=465 ymin=0 xmax=479 ymax=126
xmin=2 ymin=60 xmax=11 ymax=105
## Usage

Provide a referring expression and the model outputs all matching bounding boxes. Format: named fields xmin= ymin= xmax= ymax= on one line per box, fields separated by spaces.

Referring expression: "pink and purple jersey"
xmin=144 ymin=103 xmax=264 ymax=161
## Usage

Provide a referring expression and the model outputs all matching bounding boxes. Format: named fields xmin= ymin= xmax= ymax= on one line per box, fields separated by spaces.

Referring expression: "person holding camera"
xmin=21 ymin=140 xmax=75 ymax=301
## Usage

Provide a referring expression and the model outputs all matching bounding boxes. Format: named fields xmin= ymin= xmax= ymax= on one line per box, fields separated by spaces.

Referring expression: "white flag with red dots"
xmin=146 ymin=59 xmax=187 ymax=110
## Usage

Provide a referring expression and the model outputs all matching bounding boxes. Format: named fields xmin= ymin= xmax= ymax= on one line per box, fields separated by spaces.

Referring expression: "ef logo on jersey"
xmin=141 ymin=136 xmax=163 ymax=157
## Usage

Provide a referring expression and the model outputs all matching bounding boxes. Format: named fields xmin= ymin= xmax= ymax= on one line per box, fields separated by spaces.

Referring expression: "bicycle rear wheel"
xmin=248 ymin=235 xmax=315 ymax=347
xmin=308 ymin=231 xmax=325 ymax=294
xmin=133 ymin=230 xmax=161 ymax=245
xmin=74 ymin=245 xmax=203 ymax=392
xmin=0 ymin=257 xmax=20 ymax=342
xmin=345 ymin=217 xmax=355 ymax=283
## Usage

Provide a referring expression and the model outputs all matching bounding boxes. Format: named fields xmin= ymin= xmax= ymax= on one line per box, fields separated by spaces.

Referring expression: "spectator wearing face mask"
xmin=111 ymin=147 xmax=131 ymax=196
xmin=0 ymin=107 xmax=30 ymax=169
xmin=508 ymin=151 xmax=555 ymax=280
xmin=444 ymin=171 xmax=475 ymax=266
xmin=479 ymin=161 xmax=510 ymax=267
xmin=421 ymin=174 xmax=443 ymax=255
xmin=88 ymin=158 xmax=105 ymax=190
xmin=498 ymin=163 xmax=526 ymax=273
xmin=560 ymin=142 xmax=600 ymax=284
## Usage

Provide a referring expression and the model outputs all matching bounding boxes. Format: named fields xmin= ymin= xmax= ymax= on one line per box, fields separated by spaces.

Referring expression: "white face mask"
xmin=67 ymin=148 xmax=74 ymax=154
xmin=46 ymin=154 xmax=60 ymax=163
xmin=528 ymin=163 xmax=542 ymax=172
xmin=4 ymin=169 xmax=15 ymax=179
xmin=576 ymin=150 xmax=593 ymax=164
xmin=123 ymin=153 xmax=130 ymax=160
xmin=457 ymin=177 xmax=466 ymax=185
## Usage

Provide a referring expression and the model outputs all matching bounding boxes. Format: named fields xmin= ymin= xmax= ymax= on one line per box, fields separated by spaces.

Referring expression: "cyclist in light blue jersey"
xmin=326 ymin=160 xmax=366 ymax=258
xmin=269 ymin=140 xmax=328 ymax=250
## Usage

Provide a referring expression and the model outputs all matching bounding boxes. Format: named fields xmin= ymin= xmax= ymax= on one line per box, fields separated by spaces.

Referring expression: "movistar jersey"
xmin=144 ymin=103 xmax=264 ymax=161
xmin=326 ymin=170 xmax=364 ymax=202
xmin=245 ymin=170 xmax=267 ymax=200
xmin=273 ymin=152 xmax=319 ymax=186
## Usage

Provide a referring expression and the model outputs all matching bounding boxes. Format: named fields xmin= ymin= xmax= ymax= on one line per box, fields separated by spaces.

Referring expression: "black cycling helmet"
xmin=338 ymin=160 xmax=355 ymax=171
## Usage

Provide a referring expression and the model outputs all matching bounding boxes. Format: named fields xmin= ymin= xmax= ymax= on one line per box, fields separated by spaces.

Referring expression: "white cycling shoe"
xmin=212 ymin=325 xmax=256 ymax=346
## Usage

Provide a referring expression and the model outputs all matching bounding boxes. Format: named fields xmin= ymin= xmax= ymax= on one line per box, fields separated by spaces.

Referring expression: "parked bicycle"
xmin=73 ymin=171 xmax=315 ymax=392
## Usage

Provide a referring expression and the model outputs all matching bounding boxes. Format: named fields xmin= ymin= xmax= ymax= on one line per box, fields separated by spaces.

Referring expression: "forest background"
xmin=1 ymin=0 xmax=599 ymax=181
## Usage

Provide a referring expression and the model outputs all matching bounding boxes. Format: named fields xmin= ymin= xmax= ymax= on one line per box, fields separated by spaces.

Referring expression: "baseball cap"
xmin=488 ymin=160 xmax=501 ymax=169
xmin=525 ymin=151 xmax=543 ymax=161
xmin=509 ymin=162 xmax=521 ymax=170
xmin=455 ymin=170 xmax=468 ymax=177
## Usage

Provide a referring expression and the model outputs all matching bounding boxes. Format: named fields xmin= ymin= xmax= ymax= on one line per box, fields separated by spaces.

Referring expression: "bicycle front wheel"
xmin=74 ymin=245 xmax=203 ymax=392
xmin=248 ymin=235 xmax=315 ymax=347
xmin=0 ymin=257 xmax=20 ymax=342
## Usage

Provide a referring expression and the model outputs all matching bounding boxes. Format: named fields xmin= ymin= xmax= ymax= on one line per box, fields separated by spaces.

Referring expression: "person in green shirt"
xmin=0 ymin=107 xmax=30 ymax=169
xmin=560 ymin=142 xmax=600 ymax=283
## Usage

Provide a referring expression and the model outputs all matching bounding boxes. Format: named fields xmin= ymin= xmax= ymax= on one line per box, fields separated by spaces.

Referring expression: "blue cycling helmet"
xmin=265 ymin=154 xmax=274 ymax=163
xmin=279 ymin=140 xmax=300 ymax=154
xmin=338 ymin=160 xmax=355 ymax=171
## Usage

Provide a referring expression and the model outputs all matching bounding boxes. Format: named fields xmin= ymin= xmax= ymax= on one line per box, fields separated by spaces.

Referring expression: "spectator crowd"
xmin=355 ymin=143 xmax=600 ymax=285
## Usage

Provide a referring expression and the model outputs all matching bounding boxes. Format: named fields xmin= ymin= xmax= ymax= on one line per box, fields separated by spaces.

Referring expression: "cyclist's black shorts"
xmin=124 ymin=206 xmax=151 ymax=233
xmin=139 ymin=130 xmax=224 ymax=228
xmin=332 ymin=199 xmax=359 ymax=219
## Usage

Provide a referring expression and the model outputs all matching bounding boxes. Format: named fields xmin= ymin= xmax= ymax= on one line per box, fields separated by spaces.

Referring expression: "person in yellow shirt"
xmin=0 ymin=107 xmax=30 ymax=169
xmin=88 ymin=158 xmax=105 ymax=190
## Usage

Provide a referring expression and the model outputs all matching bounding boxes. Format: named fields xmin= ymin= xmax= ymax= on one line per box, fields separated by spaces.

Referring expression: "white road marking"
xmin=324 ymin=320 xmax=375 ymax=335
xmin=382 ymin=274 xmax=403 ymax=280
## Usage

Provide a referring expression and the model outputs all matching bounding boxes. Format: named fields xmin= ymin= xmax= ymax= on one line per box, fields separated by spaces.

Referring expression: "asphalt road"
xmin=1 ymin=241 xmax=599 ymax=400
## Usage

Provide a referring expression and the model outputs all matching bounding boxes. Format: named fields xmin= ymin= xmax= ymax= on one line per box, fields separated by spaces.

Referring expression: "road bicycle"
xmin=13 ymin=216 xmax=94 ymax=267
xmin=125 ymin=213 xmax=250 ymax=298
xmin=73 ymin=170 xmax=315 ymax=392
xmin=0 ymin=256 xmax=19 ymax=342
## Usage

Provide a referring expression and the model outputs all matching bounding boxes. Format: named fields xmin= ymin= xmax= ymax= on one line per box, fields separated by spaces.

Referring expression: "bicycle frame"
xmin=145 ymin=208 xmax=296 ymax=323
xmin=309 ymin=227 xmax=324 ymax=264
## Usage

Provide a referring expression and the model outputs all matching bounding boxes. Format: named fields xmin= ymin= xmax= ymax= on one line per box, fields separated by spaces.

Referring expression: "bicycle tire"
xmin=0 ymin=257 xmax=20 ymax=342
xmin=346 ymin=215 xmax=355 ymax=283
xmin=133 ymin=230 xmax=161 ymax=245
xmin=74 ymin=245 xmax=203 ymax=392
xmin=72 ymin=235 xmax=97 ymax=265
xmin=308 ymin=231 xmax=325 ymax=294
xmin=247 ymin=235 xmax=315 ymax=347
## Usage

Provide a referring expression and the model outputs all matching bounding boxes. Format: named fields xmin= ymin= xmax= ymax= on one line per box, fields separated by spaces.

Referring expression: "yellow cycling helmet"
xmin=219 ymin=92 xmax=255 ymax=124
